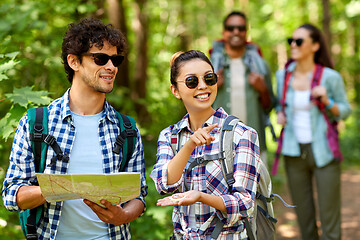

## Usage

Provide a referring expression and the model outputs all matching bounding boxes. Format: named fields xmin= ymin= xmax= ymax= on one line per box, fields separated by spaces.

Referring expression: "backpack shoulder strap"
xmin=24 ymin=107 xmax=49 ymax=240
xmin=219 ymin=115 xmax=239 ymax=191
xmin=113 ymin=111 xmax=137 ymax=172
xmin=211 ymin=115 xmax=240 ymax=239
xmin=271 ymin=68 xmax=292 ymax=176
xmin=27 ymin=107 xmax=48 ymax=173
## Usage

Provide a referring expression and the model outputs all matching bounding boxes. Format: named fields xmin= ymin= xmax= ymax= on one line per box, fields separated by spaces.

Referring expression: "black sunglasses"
xmin=225 ymin=25 xmax=247 ymax=32
xmin=178 ymin=73 xmax=218 ymax=89
xmin=287 ymin=38 xmax=304 ymax=47
xmin=82 ymin=53 xmax=124 ymax=67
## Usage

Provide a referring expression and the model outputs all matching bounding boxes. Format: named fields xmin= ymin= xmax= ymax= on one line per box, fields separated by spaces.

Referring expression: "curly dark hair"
xmin=61 ymin=18 xmax=127 ymax=83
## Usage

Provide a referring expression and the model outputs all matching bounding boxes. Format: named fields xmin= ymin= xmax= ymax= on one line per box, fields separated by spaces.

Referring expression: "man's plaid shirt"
xmin=150 ymin=108 xmax=261 ymax=239
xmin=2 ymin=90 xmax=147 ymax=240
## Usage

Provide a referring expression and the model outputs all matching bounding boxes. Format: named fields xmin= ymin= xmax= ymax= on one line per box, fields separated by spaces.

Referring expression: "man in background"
xmin=210 ymin=11 xmax=275 ymax=166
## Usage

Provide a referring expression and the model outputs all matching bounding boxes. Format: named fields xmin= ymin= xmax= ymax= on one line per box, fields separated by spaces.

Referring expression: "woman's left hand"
xmin=311 ymin=86 xmax=330 ymax=105
xmin=156 ymin=190 xmax=201 ymax=207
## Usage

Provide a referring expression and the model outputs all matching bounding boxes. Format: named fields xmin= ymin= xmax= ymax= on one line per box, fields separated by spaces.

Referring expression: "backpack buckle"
xmin=44 ymin=135 xmax=56 ymax=146
xmin=31 ymin=132 xmax=43 ymax=142
xmin=123 ymin=121 xmax=133 ymax=129
xmin=113 ymin=135 xmax=125 ymax=154
xmin=26 ymin=233 xmax=38 ymax=240
xmin=226 ymin=178 xmax=235 ymax=187
xmin=196 ymin=157 xmax=204 ymax=164
xmin=125 ymin=129 xmax=136 ymax=137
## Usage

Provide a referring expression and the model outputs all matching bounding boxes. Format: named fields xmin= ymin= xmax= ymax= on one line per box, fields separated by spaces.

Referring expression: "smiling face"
xmin=71 ymin=40 xmax=118 ymax=94
xmin=222 ymin=15 xmax=247 ymax=50
xmin=290 ymin=27 xmax=319 ymax=62
xmin=171 ymin=59 xmax=217 ymax=115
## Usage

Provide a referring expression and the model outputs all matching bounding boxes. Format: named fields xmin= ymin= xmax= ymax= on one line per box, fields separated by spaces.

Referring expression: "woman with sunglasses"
xmin=275 ymin=24 xmax=351 ymax=240
xmin=150 ymin=50 xmax=262 ymax=239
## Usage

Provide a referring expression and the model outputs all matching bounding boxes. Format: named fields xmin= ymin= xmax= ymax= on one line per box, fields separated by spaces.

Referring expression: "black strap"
xmin=29 ymin=132 xmax=68 ymax=167
xmin=244 ymin=218 xmax=255 ymax=240
xmin=121 ymin=114 xmax=136 ymax=163
xmin=25 ymin=207 xmax=39 ymax=240
xmin=186 ymin=153 xmax=225 ymax=173
xmin=33 ymin=107 xmax=43 ymax=172
xmin=210 ymin=218 xmax=225 ymax=239
xmin=113 ymin=114 xmax=136 ymax=159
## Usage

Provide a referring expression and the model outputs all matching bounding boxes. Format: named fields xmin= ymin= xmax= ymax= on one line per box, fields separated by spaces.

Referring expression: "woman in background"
xmin=276 ymin=24 xmax=351 ymax=240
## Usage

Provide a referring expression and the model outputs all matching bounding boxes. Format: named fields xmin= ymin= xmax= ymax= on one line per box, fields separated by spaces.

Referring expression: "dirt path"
xmin=274 ymin=169 xmax=360 ymax=240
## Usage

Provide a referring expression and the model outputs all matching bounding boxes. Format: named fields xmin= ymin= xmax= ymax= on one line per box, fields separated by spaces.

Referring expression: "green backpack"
xmin=19 ymin=107 xmax=137 ymax=240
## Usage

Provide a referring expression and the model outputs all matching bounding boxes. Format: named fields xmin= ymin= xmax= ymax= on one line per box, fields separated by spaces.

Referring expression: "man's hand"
xmin=248 ymin=72 xmax=271 ymax=109
xmin=248 ymin=72 xmax=267 ymax=92
xmin=84 ymin=199 xmax=129 ymax=226
xmin=216 ymin=69 xmax=225 ymax=87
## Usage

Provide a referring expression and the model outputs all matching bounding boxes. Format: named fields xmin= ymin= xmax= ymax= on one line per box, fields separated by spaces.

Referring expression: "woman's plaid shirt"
xmin=150 ymin=108 xmax=261 ymax=239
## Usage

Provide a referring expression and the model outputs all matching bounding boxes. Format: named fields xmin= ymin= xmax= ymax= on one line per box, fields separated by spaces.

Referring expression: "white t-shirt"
xmin=230 ymin=58 xmax=247 ymax=123
xmin=56 ymin=111 xmax=109 ymax=240
xmin=293 ymin=90 xmax=312 ymax=144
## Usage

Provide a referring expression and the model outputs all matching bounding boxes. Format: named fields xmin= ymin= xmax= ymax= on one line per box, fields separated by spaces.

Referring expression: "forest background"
xmin=0 ymin=0 xmax=359 ymax=239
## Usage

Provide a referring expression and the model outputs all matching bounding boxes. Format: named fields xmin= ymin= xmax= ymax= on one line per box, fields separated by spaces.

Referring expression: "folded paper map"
xmin=36 ymin=172 xmax=140 ymax=206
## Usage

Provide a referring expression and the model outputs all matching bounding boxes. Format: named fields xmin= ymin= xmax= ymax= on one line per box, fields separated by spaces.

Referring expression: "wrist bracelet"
xmin=326 ymin=98 xmax=334 ymax=109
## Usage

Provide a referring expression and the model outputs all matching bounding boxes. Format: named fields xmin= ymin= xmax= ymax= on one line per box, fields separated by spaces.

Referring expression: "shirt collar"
xmin=60 ymin=88 xmax=117 ymax=123
xmin=172 ymin=107 xmax=227 ymax=135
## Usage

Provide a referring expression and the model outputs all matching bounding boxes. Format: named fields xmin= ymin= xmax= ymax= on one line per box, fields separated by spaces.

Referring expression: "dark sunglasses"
xmin=287 ymin=38 xmax=304 ymax=47
xmin=225 ymin=25 xmax=247 ymax=32
xmin=178 ymin=73 xmax=218 ymax=89
xmin=82 ymin=53 xmax=124 ymax=67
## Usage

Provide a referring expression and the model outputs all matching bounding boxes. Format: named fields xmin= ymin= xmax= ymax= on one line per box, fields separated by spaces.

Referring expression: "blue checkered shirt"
xmin=2 ymin=89 xmax=147 ymax=240
xmin=150 ymin=108 xmax=261 ymax=239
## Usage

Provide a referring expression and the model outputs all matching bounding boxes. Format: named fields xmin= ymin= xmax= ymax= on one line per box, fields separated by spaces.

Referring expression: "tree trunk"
xmin=133 ymin=0 xmax=149 ymax=122
xmin=107 ymin=0 xmax=130 ymax=89
xmin=321 ymin=0 xmax=332 ymax=49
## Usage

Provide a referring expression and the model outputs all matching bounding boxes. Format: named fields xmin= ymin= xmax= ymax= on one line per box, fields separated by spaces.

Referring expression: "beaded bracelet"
xmin=326 ymin=98 xmax=334 ymax=109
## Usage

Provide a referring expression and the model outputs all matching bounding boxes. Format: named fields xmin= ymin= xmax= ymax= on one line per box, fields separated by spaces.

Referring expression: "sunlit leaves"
xmin=5 ymin=86 xmax=52 ymax=108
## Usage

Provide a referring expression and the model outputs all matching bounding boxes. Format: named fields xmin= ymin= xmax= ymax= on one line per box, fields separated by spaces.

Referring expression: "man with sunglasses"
xmin=2 ymin=18 xmax=147 ymax=240
xmin=210 ymin=11 xmax=275 ymax=166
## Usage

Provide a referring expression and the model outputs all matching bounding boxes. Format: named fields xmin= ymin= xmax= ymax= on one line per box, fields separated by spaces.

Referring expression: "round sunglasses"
xmin=287 ymin=38 xmax=304 ymax=47
xmin=82 ymin=53 xmax=125 ymax=67
xmin=177 ymin=73 xmax=218 ymax=89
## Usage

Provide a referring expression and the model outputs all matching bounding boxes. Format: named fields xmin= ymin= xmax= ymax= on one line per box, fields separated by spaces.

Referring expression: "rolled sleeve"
xmin=2 ymin=114 xmax=36 ymax=211
xmin=219 ymin=127 xmax=261 ymax=226
xmin=326 ymin=70 xmax=351 ymax=120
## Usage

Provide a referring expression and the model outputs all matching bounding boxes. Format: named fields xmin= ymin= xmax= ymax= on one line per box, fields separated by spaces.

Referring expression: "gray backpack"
xmin=170 ymin=115 xmax=291 ymax=240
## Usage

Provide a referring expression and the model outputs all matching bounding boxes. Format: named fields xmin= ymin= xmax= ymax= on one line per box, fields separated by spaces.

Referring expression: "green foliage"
xmin=0 ymin=0 xmax=359 ymax=239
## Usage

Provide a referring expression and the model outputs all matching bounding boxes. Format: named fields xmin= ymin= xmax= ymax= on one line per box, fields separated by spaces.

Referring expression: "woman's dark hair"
xmin=170 ymin=50 xmax=215 ymax=87
xmin=299 ymin=23 xmax=334 ymax=69
xmin=61 ymin=18 xmax=127 ymax=83
xmin=223 ymin=11 xmax=247 ymax=28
